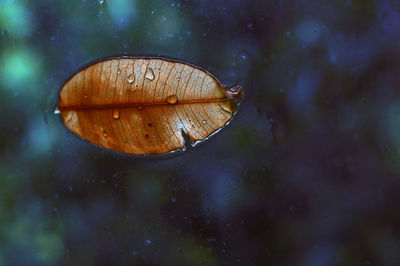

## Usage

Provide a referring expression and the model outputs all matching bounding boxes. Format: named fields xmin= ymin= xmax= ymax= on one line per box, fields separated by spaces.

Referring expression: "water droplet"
xmin=117 ymin=69 xmax=121 ymax=74
xmin=137 ymin=106 xmax=143 ymax=110
xmin=84 ymin=95 xmax=88 ymax=99
xmin=54 ymin=107 xmax=60 ymax=115
xmin=98 ymin=0 xmax=104 ymax=4
xmin=112 ymin=109 xmax=120 ymax=119
xmin=103 ymin=132 xmax=108 ymax=137
xmin=127 ymin=74 xmax=135 ymax=84
xmin=202 ymin=120 xmax=207 ymax=124
xmin=219 ymin=104 xmax=232 ymax=113
xmin=65 ymin=112 xmax=73 ymax=122
xmin=145 ymin=68 xmax=155 ymax=80
xmin=166 ymin=94 xmax=178 ymax=104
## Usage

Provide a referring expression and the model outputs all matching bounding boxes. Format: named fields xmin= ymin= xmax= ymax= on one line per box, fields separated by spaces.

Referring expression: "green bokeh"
xmin=0 ymin=1 xmax=32 ymax=38
xmin=0 ymin=48 xmax=40 ymax=94
xmin=107 ymin=0 xmax=136 ymax=27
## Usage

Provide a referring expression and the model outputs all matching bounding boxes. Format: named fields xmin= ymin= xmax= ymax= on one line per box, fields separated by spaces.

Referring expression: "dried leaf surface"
xmin=57 ymin=57 xmax=243 ymax=155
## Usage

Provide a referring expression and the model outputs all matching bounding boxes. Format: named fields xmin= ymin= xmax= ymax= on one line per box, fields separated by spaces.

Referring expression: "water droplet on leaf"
xmin=127 ymin=74 xmax=135 ymax=84
xmin=112 ymin=109 xmax=120 ymax=119
xmin=65 ymin=112 xmax=73 ymax=122
xmin=54 ymin=107 xmax=60 ymax=115
xmin=202 ymin=120 xmax=207 ymax=124
xmin=145 ymin=68 xmax=155 ymax=80
xmin=166 ymin=95 xmax=178 ymax=104
xmin=219 ymin=104 xmax=232 ymax=113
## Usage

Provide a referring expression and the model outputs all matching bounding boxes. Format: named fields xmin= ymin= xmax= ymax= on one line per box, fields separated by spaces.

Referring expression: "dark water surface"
xmin=1 ymin=0 xmax=400 ymax=265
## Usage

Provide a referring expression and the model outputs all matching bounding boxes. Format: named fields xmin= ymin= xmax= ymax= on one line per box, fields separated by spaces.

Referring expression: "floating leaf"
xmin=56 ymin=57 xmax=243 ymax=155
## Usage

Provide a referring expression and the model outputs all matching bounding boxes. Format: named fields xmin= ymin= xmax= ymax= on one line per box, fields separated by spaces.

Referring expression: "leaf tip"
xmin=224 ymin=85 xmax=244 ymax=103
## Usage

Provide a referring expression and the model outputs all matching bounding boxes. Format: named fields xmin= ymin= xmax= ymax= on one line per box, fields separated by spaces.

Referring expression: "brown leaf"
xmin=56 ymin=57 xmax=243 ymax=155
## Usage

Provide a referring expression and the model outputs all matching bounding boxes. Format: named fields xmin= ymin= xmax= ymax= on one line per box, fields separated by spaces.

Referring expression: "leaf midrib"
xmin=58 ymin=98 xmax=232 ymax=111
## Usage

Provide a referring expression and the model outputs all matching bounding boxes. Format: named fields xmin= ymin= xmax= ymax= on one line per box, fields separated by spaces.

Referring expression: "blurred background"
xmin=1 ymin=0 xmax=400 ymax=265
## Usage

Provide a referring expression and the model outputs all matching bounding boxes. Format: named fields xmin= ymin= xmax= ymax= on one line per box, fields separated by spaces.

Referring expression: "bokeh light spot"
xmin=35 ymin=233 xmax=63 ymax=263
xmin=0 ymin=49 xmax=39 ymax=92
xmin=27 ymin=117 xmax=58 ymax=155
xmin=287 ymin=70 xmax=320 ymax=114
xmin=107 ymin=0 xmax=136 ymax=28
xmin=0 ymin=2 xmax=32 ymax=38
xmin=295 ymin=20 xmax=322 ymax=47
